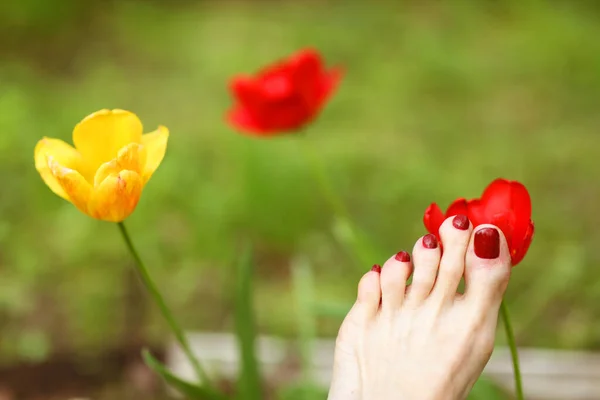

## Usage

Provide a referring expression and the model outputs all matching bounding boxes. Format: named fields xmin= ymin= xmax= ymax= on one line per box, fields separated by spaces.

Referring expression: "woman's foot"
xmin=328 ymin=216 xmax=512 ymax=400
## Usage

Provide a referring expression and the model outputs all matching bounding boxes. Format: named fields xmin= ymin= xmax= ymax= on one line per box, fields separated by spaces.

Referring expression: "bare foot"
xmin=328 ymin=216 xmax=512 ymax=400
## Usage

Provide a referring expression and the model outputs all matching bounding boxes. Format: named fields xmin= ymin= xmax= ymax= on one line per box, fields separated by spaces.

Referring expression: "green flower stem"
xmin=117 ymin=222 xmax=212 ymax=388
xmin=292 ymin=257 xmax=317 ymax=386
xmin=297 ymin=138 xmax=374 ymax=267
xmin=298 ymin=138 xmax=351 ymax=222
xmin=500 ymin=300 xmax=524 ymax=400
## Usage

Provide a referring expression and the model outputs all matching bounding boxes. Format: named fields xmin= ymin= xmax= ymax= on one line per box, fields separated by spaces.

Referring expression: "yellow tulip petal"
xmin=48 ymin=156 xmax=92 ymax=214
xmin=116 ymin=143 xmax=146 ymax=174
xmin=94 ymin=160 xmax=119 ymax=188
xmin=89 ymin=170 xmax=143 ymax=222
xmin=72 ymin=109 xmax=143 ymax=173
xmin=141 ymin=125 xmax=169 ymax=183
xmin=35 ymin=138 xmax=82 ymax=200
xmin=93 ymin=143 xmax=146 ymax=187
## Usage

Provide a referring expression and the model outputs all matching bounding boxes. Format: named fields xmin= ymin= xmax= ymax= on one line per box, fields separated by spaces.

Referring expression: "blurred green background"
xmin=1 ymin=0 xmax=600 ymax=398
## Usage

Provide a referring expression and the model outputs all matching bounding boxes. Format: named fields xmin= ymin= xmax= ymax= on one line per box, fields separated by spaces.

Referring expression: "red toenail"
xmin=474 ymin=228 xmax=500 ymax=259
xmin=370 ymin=264 xmax=382 ymax=273
xmin=395 ymin=251 xmax=411 ymax=262
xmin=452 ymin=214 xmax=469 ymax=230
xmin=422 ymin=234 xmax=438 ymax=249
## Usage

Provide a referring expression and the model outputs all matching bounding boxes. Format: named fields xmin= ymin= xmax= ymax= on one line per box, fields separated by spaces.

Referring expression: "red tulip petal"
xmin=445 ymin=198 xmax=469 ymax=218
xmin=509 ymin=181 xmax=532 ymax=218
xmin=230 ymin=76 xmax=264 ymax=108
xmin=257 ymin=53 xmax=296 ymax=80
xmin=490 ymin=212 xmax=514 ymax=245
xmin=271 ymin=108 xmax=315 ymax=131
xmin=507 ymin=180 xmax=533 ymax=247
xmin=481 ymin=179 xmax=533 ymax=259
xmin=256 ymin=49 xmax=320 ymax=93
xmin=227 ymin=107 xmax=271 ymax=135
xmin=511 ymin=220 xmax=535 ymax=265
xmin=260 ymin=74 xmax=295 ymax=100
xmin=227 ymin=48 xmax=342 ymax=134
xmin=423 ymin=203 xmax=445 ymax=236
xmin=467 ymin=199 xmax=485 ymax=226
xmin=479 ymin=178 xmax=513 ymax=219
xmin=291 ymin=48 xmax=324 ymax=87
xmin=292 ymin=48 xmax=343 ymax=113
xmin=231 ymin=73 xmax=305 ymax=132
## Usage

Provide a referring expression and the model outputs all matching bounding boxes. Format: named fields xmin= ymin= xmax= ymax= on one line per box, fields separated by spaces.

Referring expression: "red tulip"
xmin=423 ymin=179 xmax=534 ymax=265
xmin=227 ymin=48 xmax=343 ymax=136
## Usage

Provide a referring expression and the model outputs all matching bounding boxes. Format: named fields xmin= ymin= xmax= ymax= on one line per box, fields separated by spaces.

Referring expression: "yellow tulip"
xmin=34 ymin=109 xmax=169 ymax=222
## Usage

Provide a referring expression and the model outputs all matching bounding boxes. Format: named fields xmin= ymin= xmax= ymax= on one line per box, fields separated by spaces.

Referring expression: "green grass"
xmin=1 ymin=0 xmax=600 ymax=374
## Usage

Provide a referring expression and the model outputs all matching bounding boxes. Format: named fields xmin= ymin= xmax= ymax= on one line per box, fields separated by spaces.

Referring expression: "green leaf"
xmin=468 ymin=375 xmax=507 ymax=400
xmin=278 ymin=381 xmax=329 ymax=400
xmin=234 ymin=243 xmax=263 ymax=399
xmin=142 ymin=349 xmax=227 ymax=400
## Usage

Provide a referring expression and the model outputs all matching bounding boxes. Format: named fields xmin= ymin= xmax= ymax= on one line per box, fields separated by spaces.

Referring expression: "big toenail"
xmin=371 ymin=264 xmax=382 ymax=273
xmin=452 ymin=214 xmax=469 ymax=230
xmin=422 ymin=234 xmax=438 ymax=249
xmin=474 ymin=228 xmax=500 ymax=259
xmin=395 ymin=251 xmax=411 ymax=262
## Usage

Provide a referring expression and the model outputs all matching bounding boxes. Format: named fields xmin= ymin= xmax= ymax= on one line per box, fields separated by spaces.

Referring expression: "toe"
xmin=380 ymin=251 xmax=413 ymax=314
xmin=464 ymin=225 xmax=512 ymax=311
xmin=405 ymin=234 xmax=441 ymax=306
xmin=430 ymin=214 xmax=472 ymax=302
xmin=352 ymin=267 xmax=382 ymax=320
xmin=330 ymin=268 xmax=380 ymax=400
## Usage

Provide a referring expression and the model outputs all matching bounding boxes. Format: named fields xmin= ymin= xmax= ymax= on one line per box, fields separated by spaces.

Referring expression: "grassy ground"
xmin=1 ymin=0 xmax=600 ymax=377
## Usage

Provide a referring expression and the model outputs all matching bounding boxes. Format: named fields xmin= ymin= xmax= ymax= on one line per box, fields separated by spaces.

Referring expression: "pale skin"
xmin=328 ymin=216 xmax=512 ymax=400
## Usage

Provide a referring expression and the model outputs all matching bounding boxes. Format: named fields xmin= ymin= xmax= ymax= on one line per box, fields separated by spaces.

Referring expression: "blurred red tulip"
xmin=227 ymin=48 xmax=343 ymax=135
xmin=423 ymin=178 xmax=534 ymax=265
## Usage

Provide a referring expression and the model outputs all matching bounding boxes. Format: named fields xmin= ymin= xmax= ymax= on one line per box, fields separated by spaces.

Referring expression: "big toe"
xmin=464 ymin=225 xmax=512 ymax=311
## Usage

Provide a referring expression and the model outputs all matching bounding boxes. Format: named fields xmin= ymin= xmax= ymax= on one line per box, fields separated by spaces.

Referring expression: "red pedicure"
xmin=370 ymin=264 xmax=382 ymax=273
xmin=422 ymin=234 xmax=438 ymax=249
xmin=474 ymin=228 xmax=500 ymax=259
xmin=395 ymin=251 xmax=411 ymax=262
xmin=452 ymin=214 xmax=469 ymax=230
